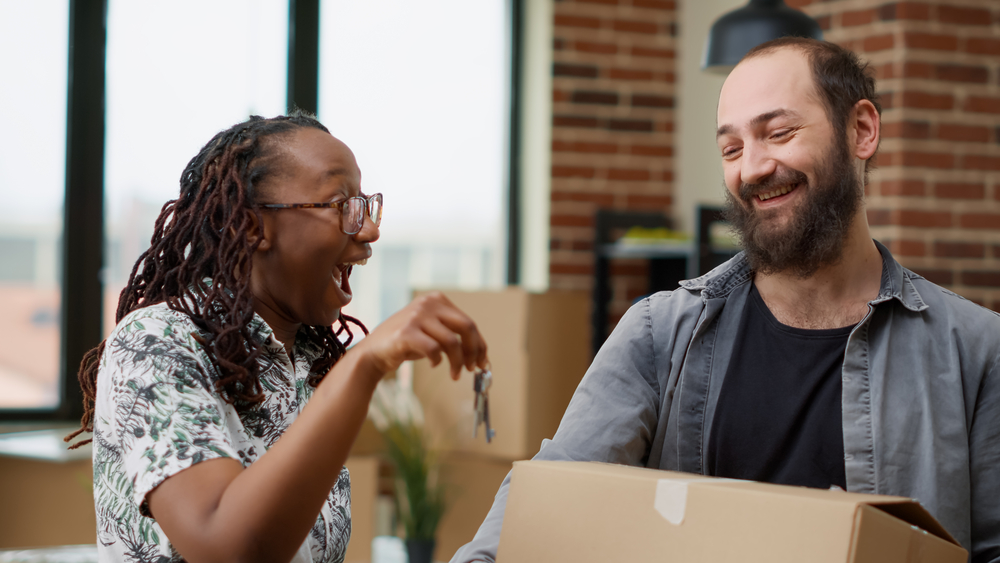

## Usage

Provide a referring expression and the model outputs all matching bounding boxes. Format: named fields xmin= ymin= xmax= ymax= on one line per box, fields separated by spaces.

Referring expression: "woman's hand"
xmin=349 ymin=291 xmax=489 ymax=381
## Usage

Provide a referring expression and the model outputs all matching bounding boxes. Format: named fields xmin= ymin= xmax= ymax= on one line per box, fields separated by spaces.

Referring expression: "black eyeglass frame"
xmin=257 ymin=193 xmax=383 ymax=235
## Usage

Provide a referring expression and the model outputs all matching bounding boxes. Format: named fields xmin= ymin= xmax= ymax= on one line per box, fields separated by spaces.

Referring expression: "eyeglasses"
xmin=258 ymin=193 xmax=383 ymax=235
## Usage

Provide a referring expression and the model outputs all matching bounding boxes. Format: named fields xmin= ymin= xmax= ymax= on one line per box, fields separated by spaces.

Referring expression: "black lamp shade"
xmin=702 ymin=0 xmax=823 ymax=73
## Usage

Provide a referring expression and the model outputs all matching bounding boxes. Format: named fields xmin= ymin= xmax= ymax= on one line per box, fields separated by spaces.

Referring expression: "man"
xmin=452 ymin=38 xmax=1000 ymax=563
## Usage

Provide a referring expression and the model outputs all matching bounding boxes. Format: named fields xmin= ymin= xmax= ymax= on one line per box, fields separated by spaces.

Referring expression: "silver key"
xmin=473 ymin=369 xmax=496 ymax=443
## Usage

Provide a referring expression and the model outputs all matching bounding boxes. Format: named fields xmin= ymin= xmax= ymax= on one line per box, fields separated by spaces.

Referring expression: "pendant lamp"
xmin=702 ymin=0 xmax=823 ymax=74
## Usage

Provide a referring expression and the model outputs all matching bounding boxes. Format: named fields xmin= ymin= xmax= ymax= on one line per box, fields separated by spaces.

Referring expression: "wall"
xmin=546 ymin=0 xmax=679 ymax=326
xmin=785 ymin=0 xmax=1000 ymax=311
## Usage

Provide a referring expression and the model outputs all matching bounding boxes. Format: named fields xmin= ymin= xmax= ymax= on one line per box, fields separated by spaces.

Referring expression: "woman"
xmin=67 ymin=114 xmax=489 ymax=563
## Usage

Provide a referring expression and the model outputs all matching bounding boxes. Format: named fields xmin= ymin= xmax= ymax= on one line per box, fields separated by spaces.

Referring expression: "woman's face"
xmin=250 ymin=127 xmax=379 ymax=331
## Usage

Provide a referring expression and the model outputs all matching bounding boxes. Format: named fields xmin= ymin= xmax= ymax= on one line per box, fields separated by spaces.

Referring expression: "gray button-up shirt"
xmin=453 ymin=242 xmax=1000 ymax=563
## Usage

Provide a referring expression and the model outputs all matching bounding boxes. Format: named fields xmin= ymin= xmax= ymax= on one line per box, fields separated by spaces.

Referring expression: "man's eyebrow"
xmin=716 ymin=109 xmax=800 ymax=138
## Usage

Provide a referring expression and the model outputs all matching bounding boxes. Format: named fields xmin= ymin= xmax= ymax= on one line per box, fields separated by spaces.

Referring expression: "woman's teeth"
xmin=758 ymin=184 xmax=798 ymax=201
xmin=343 ymin=259 xmax=368 ymax=267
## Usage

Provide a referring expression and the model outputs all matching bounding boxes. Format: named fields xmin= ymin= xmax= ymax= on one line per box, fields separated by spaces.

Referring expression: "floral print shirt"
xmin=92 ymin=303 xmax=351 ymax=563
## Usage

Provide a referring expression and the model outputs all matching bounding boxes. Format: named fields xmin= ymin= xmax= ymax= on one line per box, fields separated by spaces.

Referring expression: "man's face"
xmin=716 ymin=48 xmax=863 ymax=277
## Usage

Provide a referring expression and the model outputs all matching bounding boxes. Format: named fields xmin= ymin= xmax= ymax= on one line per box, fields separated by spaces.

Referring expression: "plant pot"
xmin=405 ymin=538 xmax=435 ymax=563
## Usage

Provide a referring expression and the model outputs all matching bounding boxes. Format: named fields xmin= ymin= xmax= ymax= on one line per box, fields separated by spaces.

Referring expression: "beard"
xmin=723 ymin=138 xmax=864 ymax=278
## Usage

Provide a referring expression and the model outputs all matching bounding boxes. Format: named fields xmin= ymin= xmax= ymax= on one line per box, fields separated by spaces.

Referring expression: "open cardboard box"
xmin=498 ymin=461 xmax=966 ymax=563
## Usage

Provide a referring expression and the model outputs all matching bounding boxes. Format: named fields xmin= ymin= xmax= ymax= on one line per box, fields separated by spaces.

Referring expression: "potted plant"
xmin=368 ymin=373 xmax=446 ymax=563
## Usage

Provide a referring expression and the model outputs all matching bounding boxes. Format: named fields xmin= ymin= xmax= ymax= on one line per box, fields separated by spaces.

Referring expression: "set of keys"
xmin=473 ymin=368 xmax=496 ymax=443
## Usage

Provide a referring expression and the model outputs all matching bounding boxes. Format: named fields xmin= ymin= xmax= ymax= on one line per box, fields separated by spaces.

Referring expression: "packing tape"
xmin=654 ymin=478 xmax=699 ymax=525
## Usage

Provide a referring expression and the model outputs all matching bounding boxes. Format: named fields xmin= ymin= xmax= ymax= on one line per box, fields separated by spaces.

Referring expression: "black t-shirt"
xmin=706 ymin=284 xmax=851 ymax=490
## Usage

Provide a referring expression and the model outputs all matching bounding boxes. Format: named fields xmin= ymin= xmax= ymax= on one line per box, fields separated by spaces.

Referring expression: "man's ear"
xmin=244 ymin=208 xmax=271 ymax=252
xmin=850 ymin=99 xmax=880 ymax=161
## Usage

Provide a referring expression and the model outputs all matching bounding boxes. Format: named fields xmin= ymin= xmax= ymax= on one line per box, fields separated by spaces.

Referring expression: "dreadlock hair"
xmin=66 ymin=113 xmax=368 ymax=448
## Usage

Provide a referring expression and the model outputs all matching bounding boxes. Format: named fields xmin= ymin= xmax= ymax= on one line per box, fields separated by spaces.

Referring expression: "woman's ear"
xmin=244 ymin=208 xmax=271 ymax=252
xmin=850 ymin=99 xmax=880 ymax=161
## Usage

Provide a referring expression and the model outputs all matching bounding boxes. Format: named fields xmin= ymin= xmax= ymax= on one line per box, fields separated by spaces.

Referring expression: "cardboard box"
xmin=412 ymin=289 xmax=590 ymax=461
xmin=436 ymin=454 xmax=515 ymax=561
xmin=497 ymin=461 xmax=966 ymax=563
xmin=344 ymin=456 xmax=381 ymax=563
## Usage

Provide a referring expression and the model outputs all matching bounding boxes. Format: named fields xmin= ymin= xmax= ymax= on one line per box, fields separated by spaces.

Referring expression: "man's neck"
xmin=753 ymin=216 xmax=883 ymax=330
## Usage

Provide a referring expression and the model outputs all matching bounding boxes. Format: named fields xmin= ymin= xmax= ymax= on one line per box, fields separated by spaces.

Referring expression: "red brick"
xmin=938 ymin=5 xmax=991 ymax=26
xmin=659 ymin=170 xmax=674 ymax=182
xmin=896 ymin=209 xmax=952 ymax=228
xmin=863 ymin=33 xmax=895 ymax=52
xmin=552 ymin=166 xmax=596 ymax=178
xmin=613 ymin=19 xmax=659 ymax=34
xmin=608 ymin=118 xmax=654 ymax=132
xmin=935 ymin=64 xmax=989 ymax=83
xmin=960 ymin=213 xmax=1000 ymax=229
xmin=571 ymin=241 xmax=594 ymax=252
xmin=868 ymin=208 xmax=891 ymax=226
xmin=900 ymin=91 xmax=954 ymax=110
xmin=553 ymin=90 xmax=569 ymax=102
xmin=882 ymin=120 xmax=930 ymax=139
xmin=816 ymin=15 xmax=832 ymax=30
xmin=551 ymin=214 xmax=594 ymax=227
xmin=631 ymin=0 xmax=675 ymax=9
xmin=552 ymin=141 xmax=619 ymax=154
xmin=608 ymin=168 xmax=652 ymax=181
xmin=964 ymin=37 xmax=1000 ymax=56
xmin=574 ymin=41 xmax=618 ymax=54
xmin=657 ymin=72 xmax=676 ymax=83
xmin=554 ymin=15 xmax=601 ymax=29
xmin=553 ymin=38 xmax=566 ymax=51
xmin=891 ymin=239 xmax=927 ymax=256
xmin=571 ymin=90 xmax=620 ymax=105
xmin=842 ymin=9 xmax=876 ymax=26
xmin=631 ymin=94 xmax=674 ymax=108
xmin=934 ymin=182 xmax=985 ymax=199
xmin=994 ymin=245 xmax=1000 ymax=258
xmin=630 ymin=46 xmax=675 ymax=59
xmin=550 ymin=263 xmax=593 ymax=275
xmin=609 ymin=67 xmax=654 ymax=80
xmin=936 ymin=124 xmax=990 ymax=143
xmin=902 ymin=62 xmax=933 ymax=78
xmin=875 ymin=62 xmax=895 ymax=80
xmin=903 ymin=32 xmax=958 ymax=51
xmin=880 ymin=179 xmax=925 ymax=196
xmin=962 ymin=271 xmax=1000 ymax=288
xmin=553 ymin=63 xmax=599 ymax=78
xmin=553 ymin=115 xmax=599 ymax=128
xmin=878 ymin=2 xmax=931 ymax=21
xmin=962 ymin=155 xmax=1000 ymax=171
xmin=629 ymin=144 xmax=673 ymax=157
xmin=551 ymin=191 xmax=615 ymax=205
xmin=884 ymin=151 xmax=954 ymax=169
xmin=913 ymin=269 xmax=954 ymax=285
xmin=626 ymin=194 xmax=672 ymax=207
xmin=934 ymin=242 xmax=985 ymax=258
xmin=573 ymin=0 xmax=620 ymax=4
xmin=964 ymin=96 xmax=1000 ymax=114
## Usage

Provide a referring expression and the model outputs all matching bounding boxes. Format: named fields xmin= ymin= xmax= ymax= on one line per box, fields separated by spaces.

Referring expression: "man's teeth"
xmin=342 ymin=259 xmax=368 ymax=267
xmin=758 ymin=184 xmax=797 ymax=201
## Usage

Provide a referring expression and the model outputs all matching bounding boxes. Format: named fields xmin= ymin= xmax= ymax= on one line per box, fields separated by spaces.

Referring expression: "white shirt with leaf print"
xmin=92 ymin=302 xmax=351 ymax=563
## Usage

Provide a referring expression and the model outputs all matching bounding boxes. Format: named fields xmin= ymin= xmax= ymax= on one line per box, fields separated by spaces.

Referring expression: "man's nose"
xmin=740 ymin=142 xmax=777 ymax=187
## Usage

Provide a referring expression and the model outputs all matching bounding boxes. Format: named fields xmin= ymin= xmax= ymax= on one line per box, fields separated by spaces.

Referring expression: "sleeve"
xmin=103 ymin=311 xmax=240 ymax=517
xmin=970 ymin=352 xmax=1000 ymax=563
xmin=450 ymin=298 xmax=663 ymax=563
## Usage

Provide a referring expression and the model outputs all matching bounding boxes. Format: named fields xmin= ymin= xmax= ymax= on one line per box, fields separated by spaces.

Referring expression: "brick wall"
xmin=547 ymin=0 xmax=678 ymax=327
xmin=786 ymin=0 xmax=1000 ymax=311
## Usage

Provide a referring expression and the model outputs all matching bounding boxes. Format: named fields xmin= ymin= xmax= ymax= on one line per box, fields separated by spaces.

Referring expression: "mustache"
xmin=738 ymin=167 xmax=809 ymax=202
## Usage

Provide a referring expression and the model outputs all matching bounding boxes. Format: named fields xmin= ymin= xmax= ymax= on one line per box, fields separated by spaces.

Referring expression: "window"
xmin=0 ymin=1 xmax=69 ymax=410
xmin=103 ymin=0 xmax=288 ymax=336
xmin=319 ymin=0 xmax=510 ymax=325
